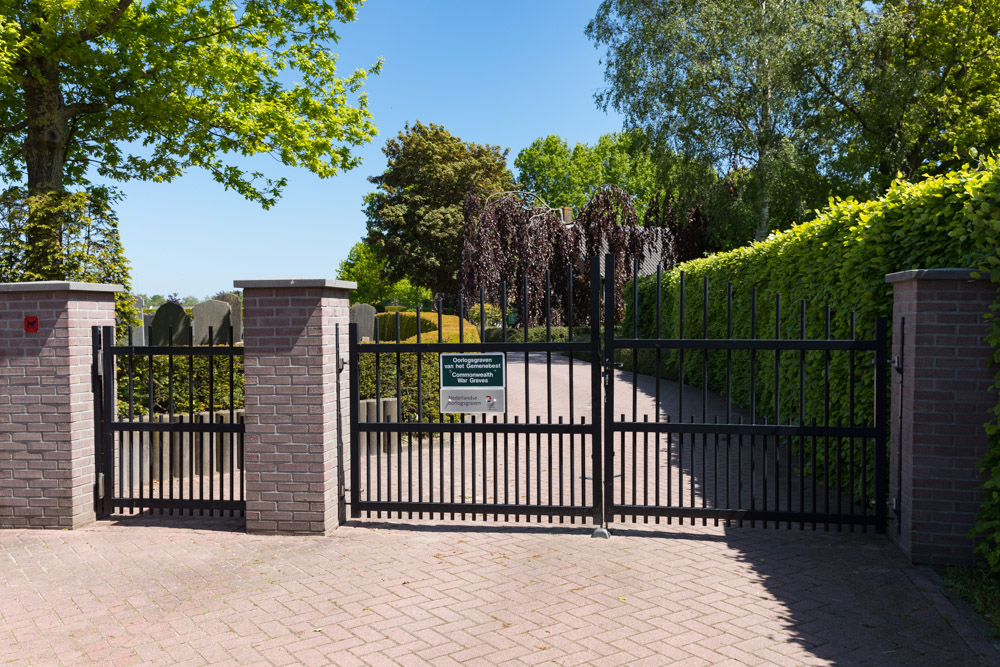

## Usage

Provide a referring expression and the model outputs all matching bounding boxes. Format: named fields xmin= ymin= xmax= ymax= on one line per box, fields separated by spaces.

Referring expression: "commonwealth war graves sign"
xmin=439 ymin=353 xmax=506 ymax=413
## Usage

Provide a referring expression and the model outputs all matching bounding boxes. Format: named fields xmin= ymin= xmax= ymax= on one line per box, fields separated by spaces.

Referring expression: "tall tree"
xmin=0 ymin=0 xmax=380 ymax=273
xmin=514 ymin=132 xmax=658 ymax=215
xmin=587 ymin=0 xmax=810 ymax=241
xmin=800 ymin=0 xmax=1000 ymax=194
xmin=365 ymin=121 xmax=515 ymax=295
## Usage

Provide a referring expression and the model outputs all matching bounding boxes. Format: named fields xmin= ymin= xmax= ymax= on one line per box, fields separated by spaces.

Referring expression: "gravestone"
xmin=351 ymin=303 xmax=376 ymax=341
xmin=193 ymin=299 xmax=232 ymax=344
xmin=150 ymin=302 xmax=191 ymax=345
xmin=214 ymin=292 xmax=243 ymax=342
xmin=130 ymin=296 xmax=146 ymax=345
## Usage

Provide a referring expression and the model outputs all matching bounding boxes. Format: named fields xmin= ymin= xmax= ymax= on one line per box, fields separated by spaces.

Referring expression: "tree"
xmin=365 ymin=122 xmax=515 ymax=295
xmin=799 ymin=0 xmax=1000 ymax=194
xmin=587 ymin=0 xmax=813 ymax=241
xmin=336 ymin=241 xmax=431 ymax=308
xmin=0 ymin=184 xmax=135 ymax=324
xmin=1 ymin=0 xmax=380 ymax=274
xmin=514 ymin=132 xmax=658 ymax=216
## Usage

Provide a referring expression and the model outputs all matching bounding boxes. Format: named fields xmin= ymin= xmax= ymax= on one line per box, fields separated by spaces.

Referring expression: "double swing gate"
xmin=352 ymin=255 xmax=888 ymax=533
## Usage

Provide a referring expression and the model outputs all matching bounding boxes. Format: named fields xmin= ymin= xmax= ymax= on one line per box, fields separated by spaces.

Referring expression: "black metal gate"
xmin=93 ymin=325 xmax=246 ymax=517
xmin=349 ymin=253 xmax=888 ymax=533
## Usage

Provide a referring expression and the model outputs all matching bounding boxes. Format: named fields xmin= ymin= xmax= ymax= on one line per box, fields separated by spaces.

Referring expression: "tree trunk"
xmin=23 ymin=57 xmax=68 ymax=194
xmin=21 ymin=56 xmax=69 ymax=279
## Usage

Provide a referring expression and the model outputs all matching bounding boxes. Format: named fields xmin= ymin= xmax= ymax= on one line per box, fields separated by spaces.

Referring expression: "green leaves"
xmin=2 ymin=0 xmax=379 ymax=207
xmin=365 ymin=122 xmax=516 ymax=295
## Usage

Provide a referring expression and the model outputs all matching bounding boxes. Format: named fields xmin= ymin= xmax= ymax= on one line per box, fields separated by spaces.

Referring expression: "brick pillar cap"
xmin=885 ymin=268 xmax=981 ymax=283
xmin=233 ymin=278 xmax=357 ymax=290
xmin=0 ymin=281 xmax=123 ymax=293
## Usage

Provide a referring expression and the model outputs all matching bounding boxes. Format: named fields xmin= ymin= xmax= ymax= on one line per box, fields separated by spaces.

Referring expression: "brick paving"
xmin=1 ymin=514 xmax=996 ymax=665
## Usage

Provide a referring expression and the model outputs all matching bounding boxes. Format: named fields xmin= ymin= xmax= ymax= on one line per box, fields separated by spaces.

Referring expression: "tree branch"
xmin=79 ymin=0 xmax=134 ymax=44
xmin=0 ymin=120 xmax=28 ymax=134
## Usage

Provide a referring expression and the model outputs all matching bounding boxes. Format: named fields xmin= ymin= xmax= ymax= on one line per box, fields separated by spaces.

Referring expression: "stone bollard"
xmin=380 ymin=398 xmax=399 ymax=453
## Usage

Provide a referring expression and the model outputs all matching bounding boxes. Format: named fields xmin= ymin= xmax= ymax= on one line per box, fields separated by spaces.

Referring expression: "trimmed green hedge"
xmin=623 ymin=163 xmax=1000 ymax=545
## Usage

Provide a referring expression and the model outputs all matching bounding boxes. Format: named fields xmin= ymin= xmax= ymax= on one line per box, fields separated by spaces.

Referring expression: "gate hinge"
xmin=96 ymin=473 xmax=105 ymax=499
xmin=892 ymin=355 xmax=903 ymax=373
xmin=95 ymin=351 xmax=104 ymax=377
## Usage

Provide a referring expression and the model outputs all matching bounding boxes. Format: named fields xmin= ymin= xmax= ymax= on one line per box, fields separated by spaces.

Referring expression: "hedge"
xmin=622 ymin=161 xmax=1000 ymax=563
xmin=116 ymin=351 xmax=244 ymax=418
xmin=359 ymin=315 xmax=481 ymax=423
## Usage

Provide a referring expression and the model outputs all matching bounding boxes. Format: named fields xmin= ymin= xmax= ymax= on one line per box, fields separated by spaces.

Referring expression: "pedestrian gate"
xmin=351 ymin=256 xmax=888 ymax=533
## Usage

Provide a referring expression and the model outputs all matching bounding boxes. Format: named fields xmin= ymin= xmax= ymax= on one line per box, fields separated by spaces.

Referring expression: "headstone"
xmin=193 ymin=299 xmax=232 ymax=345
xmin=149 ymin=302 xmax=191 ymax=345
xmin=351 ymin=303 xmax=376 ymax=341
xmin=214 ymin=292 xmax=243 ymax=342
xmin=129 ymin=296 xmax=146 ymax=345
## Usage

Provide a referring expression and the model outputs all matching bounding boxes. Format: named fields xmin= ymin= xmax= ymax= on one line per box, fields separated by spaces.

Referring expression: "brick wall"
xmin=887 ymin=269 xmax=997 ymax=565
xmin=236 ymin=279 xmax=354 ymax=535
xmin=0 ymin=282 xmax=120 ymax=529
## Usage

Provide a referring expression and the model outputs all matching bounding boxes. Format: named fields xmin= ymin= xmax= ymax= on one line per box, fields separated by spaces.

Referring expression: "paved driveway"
xmin=1 ymin=515 xmax=996 ymax=665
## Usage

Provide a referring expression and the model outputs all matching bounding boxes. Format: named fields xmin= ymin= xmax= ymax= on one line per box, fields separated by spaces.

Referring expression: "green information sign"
xmin=439 ymin=353 xmax=506 ymax=413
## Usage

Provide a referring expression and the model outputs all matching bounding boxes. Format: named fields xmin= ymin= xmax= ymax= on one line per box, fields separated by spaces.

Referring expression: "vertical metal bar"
xmin=546 ymin=270 xmax=552 ymax=522
xmin=187 ymin=326 xmax=194 ymax=515
xmin=375 ymin=320 xmax=382 ymax=518
xmin=229 ymin=326 xmax=235 ymax=514
xmin=749 ymin=289 xmax=757 ymax=528
xmin=874 ymin=316 xmax=888 ymax=534
xmin=774 ymin=295 xmax=781 ymax=529
xmin=631 ymin=257 xmax=639 ymax=523
xmin=523 ymin=275 xmax=530 ymax=425
xmin=126 ymin=328 xmax=135 ymax=512
xmin=335 ymin=322 xmax=346 ymax=525
xmin=514 ymin=416 xmax=520 ymax=519
xmin=349 ymin=323 xmax=361 ymax=518
xmin=414 ymin=307 xmax=421 ymax=519
xmin=825 ymin=305 xmax=832 ymax=531
xmin=800 ymin=300 xmax=806 ymax=529
xmin=655 ymin=264 xmax=662 ymax=523
xmin=168 ymin=325 xmax=174 ymax=513
xmin=568 ymin=265 xmax=575 ymax=425
xmin=595 ymin=256 xmax=608 ymax=529
xmin=849 ymin=311 xmax=857 ymax=531
xmin=737 ymin=416 xmax=744 ymax=528
xmin=703 ymin=276 xmax=709 ymax=421
xmin=395 ymin=313 xmax=401 ymax=516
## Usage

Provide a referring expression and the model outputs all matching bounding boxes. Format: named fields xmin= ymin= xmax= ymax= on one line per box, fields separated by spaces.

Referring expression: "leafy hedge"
xmin=116 ymin=351 xmax=244 ymax=418
xmin=622 ymin=161 xmax=1000 ymax=560
xmin=359 ymin=315 xmax=481 ymax=423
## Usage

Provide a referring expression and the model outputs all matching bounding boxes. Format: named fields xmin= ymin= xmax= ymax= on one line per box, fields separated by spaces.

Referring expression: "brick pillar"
xmin=0 ymin=281 xmax=121 ymax=529
xmin=886 ymin=268 xmax=997 ymax=565
xmin=235 ymin=279 xmax=354 ymax=535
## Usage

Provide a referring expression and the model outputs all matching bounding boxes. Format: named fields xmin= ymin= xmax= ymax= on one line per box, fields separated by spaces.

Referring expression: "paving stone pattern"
xmin=0 ymin=515 xmax=996 ymax=665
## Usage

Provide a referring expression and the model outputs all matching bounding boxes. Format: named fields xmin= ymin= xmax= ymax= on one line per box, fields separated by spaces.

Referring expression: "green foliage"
xmin=800 ymin=0 xmax=1000 ymax=194
xmin=365 ymin=122 xmax=516 ymax=295
xmin=514 ymin=132 xmax=658 ymax=216
xmin=622 ymin=161 xmax=1000 ymax=532
xmin=116 ymin=352 xmax=244 ymax=418
xmin=383 ymin=306 xmax=407 ymax=313
xmin=1 ymin=0 xmax=380 ymax=208
xmin=587 ymin=0 xmax=819 ymax=240
xmin=374 ymin=312 xmax=479 ymax=344
xmin=0 ymin=185 xmax=137 ymax=332
xmin=468 ymin=302 xmax=503 ymax=330
xmin=336 ymin=241 xmax=431 ymax=308
xmin=942 ymin=565 xmax=1000 ymax=636
xmin=482 ymin=326 xmax=593 ymax=344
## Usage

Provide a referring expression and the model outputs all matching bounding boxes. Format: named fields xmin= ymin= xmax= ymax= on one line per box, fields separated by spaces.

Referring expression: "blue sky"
xmin=119 ymin=0 xmax=625 ymax=298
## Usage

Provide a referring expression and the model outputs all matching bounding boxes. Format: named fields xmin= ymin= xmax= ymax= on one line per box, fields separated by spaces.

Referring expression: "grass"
xmin=942 ymin=564 xmax=1000 ymax=636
